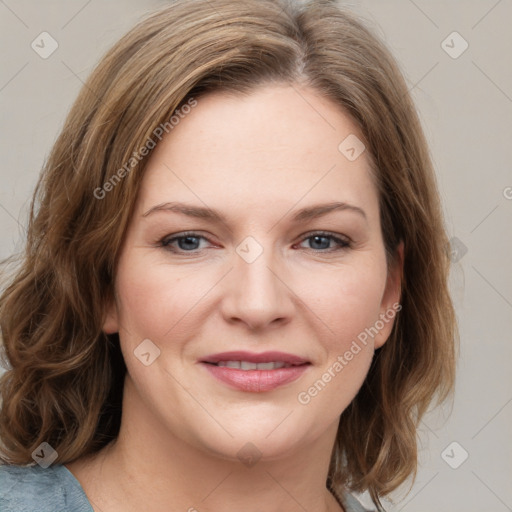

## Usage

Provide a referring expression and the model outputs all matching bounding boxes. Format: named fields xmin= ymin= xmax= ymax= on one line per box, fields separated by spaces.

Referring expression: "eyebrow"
xmin=142 ymin=201 xmax=367 ymax=223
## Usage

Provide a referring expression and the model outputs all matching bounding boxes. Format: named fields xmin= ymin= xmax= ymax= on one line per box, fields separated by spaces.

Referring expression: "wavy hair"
xmin=0 ymin=0 xmax=456 ymax=508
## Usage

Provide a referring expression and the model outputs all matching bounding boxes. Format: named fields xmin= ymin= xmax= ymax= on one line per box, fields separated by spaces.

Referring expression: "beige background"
xmin=1 ymin=1 xmax=511 ymax=511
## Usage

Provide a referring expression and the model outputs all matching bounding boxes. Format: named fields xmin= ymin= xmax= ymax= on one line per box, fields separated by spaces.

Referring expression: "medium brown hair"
xmin=0 ymin=0 xmax=456 ymax=507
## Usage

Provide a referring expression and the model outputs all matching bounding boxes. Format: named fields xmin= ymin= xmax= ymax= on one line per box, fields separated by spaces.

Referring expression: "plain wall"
xmin=0 ymin=1 xmax=511 ymax=511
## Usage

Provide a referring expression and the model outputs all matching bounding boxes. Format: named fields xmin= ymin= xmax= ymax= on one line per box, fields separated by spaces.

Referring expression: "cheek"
xmin=296 ymin=266 xmax=382 ymax=417
xmin=304 ymin=261 xmax=386 ymax=349
xmin=114 ymin=257 xmax=208 ymax=341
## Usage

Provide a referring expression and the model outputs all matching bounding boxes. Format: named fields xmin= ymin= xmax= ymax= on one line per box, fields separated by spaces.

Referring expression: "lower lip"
xmin=200 ymin=363 xmax=310 ymax=392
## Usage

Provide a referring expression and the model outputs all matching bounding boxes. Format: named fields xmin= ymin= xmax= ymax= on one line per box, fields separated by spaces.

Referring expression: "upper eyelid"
xmin=162 ymin=231 xmax=349 ymax=241
xmin=161 ymin=231 xmax=351 ymax=248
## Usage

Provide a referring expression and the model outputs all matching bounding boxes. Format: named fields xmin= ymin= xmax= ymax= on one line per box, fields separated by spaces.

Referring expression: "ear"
xmin=374 ymin=241 xmax=404 ymax=349
xmin=102 ymin=293 xmax=120 ymax=334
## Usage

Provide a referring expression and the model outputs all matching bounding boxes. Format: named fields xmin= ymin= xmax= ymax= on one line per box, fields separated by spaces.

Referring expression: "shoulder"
xmin=340 ymin=490 xmax=375 ymax=512
xmin=0 ymin=463 xmax=93 ymax=512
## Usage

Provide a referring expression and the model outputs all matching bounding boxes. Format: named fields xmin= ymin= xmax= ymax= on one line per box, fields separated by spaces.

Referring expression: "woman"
xmin=0 ymin=0 xmax=456 ymax=510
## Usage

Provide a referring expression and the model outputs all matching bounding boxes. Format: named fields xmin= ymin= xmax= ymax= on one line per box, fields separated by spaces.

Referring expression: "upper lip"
xmin=201 ymin=351 xmax=310 ymax=365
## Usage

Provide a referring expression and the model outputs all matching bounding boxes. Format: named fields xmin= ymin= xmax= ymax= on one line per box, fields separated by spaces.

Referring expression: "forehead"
xmin=137 ymin=84 xmax=378 ymax=219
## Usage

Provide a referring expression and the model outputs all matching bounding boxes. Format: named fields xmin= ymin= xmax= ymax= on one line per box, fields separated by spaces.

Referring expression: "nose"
xmin=219 ymin=244 xmax=295 ymax=331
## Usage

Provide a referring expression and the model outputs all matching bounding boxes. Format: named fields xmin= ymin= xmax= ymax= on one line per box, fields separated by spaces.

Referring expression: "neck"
xmin=68 ymin=375 xmax=345 ymax=512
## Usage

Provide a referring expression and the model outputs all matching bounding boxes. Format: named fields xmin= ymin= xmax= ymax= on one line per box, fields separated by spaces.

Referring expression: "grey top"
xmin=0 ymin=463 xmax=372 ymax=511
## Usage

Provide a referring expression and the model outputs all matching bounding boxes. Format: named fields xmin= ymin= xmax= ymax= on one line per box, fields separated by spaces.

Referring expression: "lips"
xmin=201 ymin=351 xmax=309 ymax=365
xmin=215 ymin=361 xmax=292 ymax=370
xmin=199 ymin=351 xmax=311 ymax=392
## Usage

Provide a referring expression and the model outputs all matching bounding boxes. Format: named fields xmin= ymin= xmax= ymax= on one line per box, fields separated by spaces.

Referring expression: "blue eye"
xmin=161 ymin=233 xmax=208 ymax=252
xmin=159 ymin=231 xmax=351 ymax=255
xmin=299 ymin=232 xmax=351 ymax=251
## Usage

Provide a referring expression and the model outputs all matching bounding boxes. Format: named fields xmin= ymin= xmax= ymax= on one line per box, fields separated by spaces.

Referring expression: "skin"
xmin=66 ymin=84 xmax=402 ymax=512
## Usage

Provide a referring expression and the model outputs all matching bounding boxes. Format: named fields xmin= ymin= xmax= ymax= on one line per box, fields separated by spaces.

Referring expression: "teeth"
xmin=257 ymin=362 xmax=282 ymax=370
xmin=216 ymin=361 xmax=291 ymax=370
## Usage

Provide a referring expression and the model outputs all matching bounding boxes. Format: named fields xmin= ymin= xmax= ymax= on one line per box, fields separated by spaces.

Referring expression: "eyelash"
xmin=159 ymin=231 xmax=352 ymax=255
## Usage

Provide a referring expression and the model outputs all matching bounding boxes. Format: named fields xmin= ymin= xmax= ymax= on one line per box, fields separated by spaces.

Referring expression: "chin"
xmin=200 ymin=430 xmax=305 ymax=464
xmin=179 ymin=409 xmax=319 ymax=464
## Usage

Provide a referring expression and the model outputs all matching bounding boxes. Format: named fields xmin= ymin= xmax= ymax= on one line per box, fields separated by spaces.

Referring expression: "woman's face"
xmin=105 ymin=84 xmax=401 ymax=460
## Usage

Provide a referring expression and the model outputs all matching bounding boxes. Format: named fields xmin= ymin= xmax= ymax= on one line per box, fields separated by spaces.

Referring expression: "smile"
xmin=199 ymin=351 xmax=311 ymax=392
xmin=212 ymin=360 xmax=300 ymax=370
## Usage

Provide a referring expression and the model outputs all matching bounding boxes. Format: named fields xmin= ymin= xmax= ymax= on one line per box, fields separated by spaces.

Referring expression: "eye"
xmin=296 ymin=231 xmax=351 ymax=252
xmin=160 ymin=232 xmax=210 ymax=253
xmin=159 ymin=230 xmax=352 ymax=255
